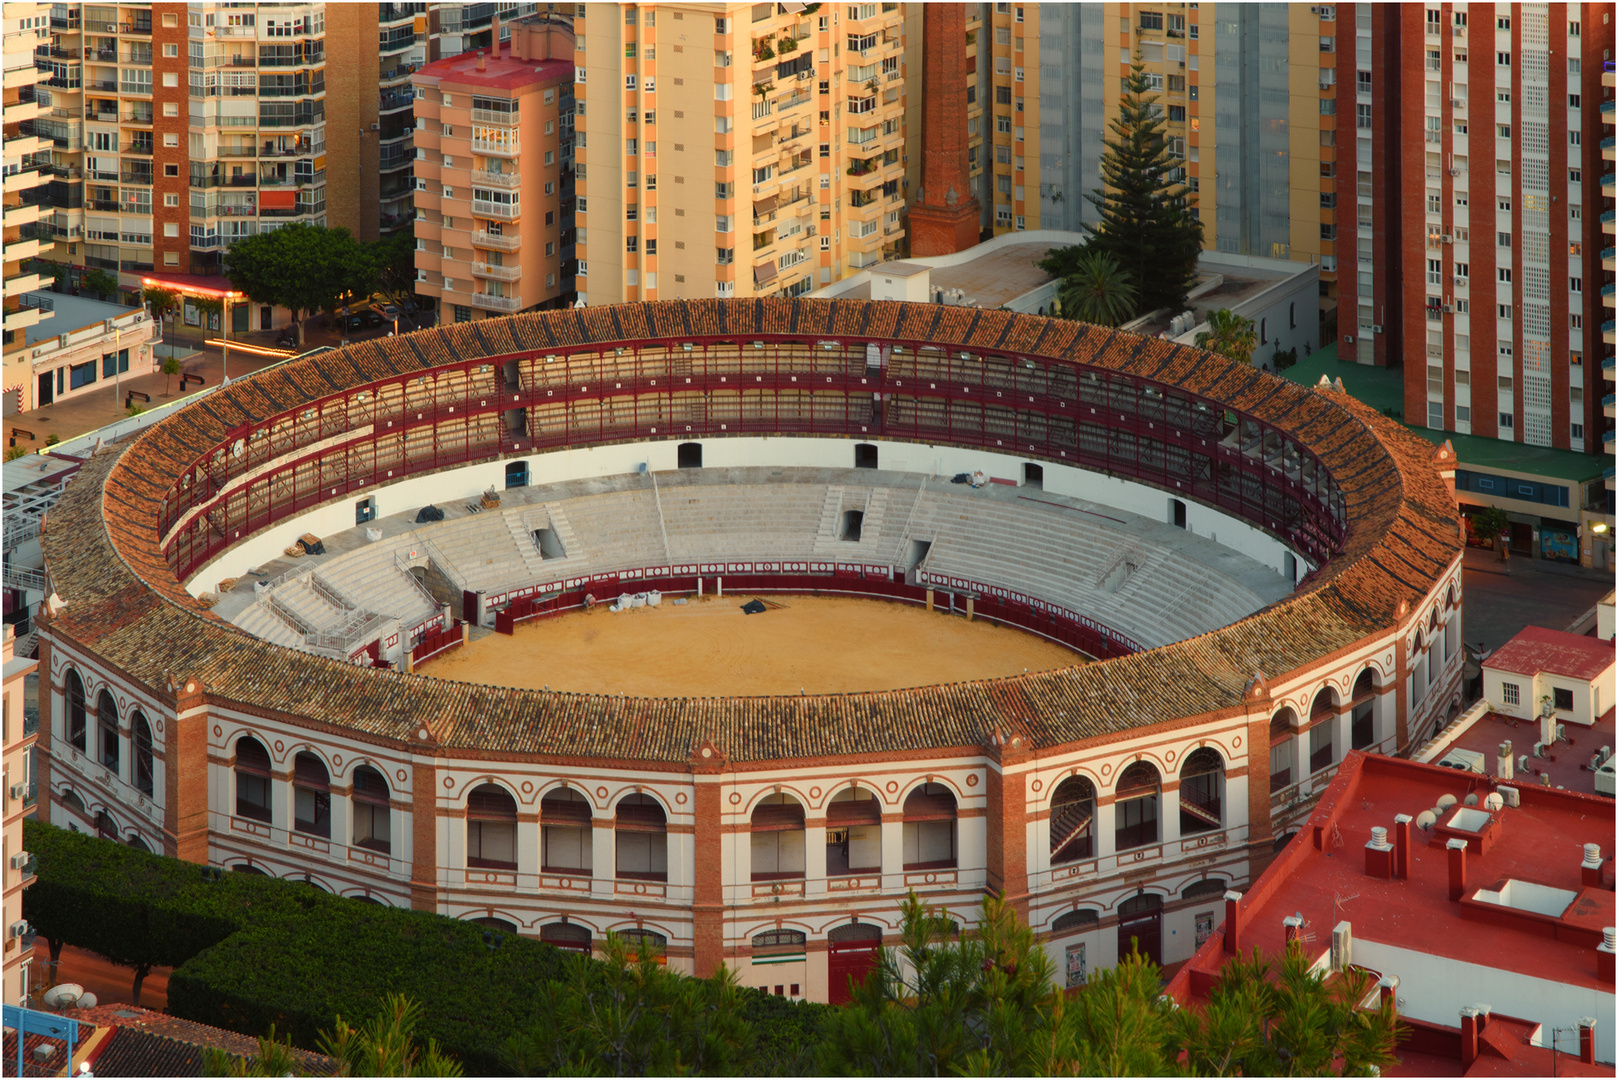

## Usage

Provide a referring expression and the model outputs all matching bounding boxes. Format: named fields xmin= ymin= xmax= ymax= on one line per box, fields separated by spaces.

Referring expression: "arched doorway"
xmin=827 ymin=922 xmax=883 ymax=1006
xmin=1116 ymin=893 xmax=1163 ymax=968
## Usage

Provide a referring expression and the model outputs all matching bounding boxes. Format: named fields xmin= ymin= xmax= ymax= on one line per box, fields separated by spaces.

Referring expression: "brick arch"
xmin=898 ymin=774 xmax=968 ymax=804
xmin=741 ymin=784 xmax=815 ymax=816
xmin=458 ymin=776 xmax=522 ymax=809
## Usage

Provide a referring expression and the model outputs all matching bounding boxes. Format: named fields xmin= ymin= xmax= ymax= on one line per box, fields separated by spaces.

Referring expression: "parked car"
xmin=360 ymin=310 xmax=384 ymax=328
xmin=380 ymin=303 xmax=401 ymax=319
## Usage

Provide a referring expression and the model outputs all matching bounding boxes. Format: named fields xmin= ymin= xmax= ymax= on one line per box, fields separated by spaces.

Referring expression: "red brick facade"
xmin=910 ymin=4 xmax=980 ymax=256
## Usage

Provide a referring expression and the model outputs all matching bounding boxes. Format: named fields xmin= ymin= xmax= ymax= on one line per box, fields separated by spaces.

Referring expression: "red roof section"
xmin=417 ymin=44 xmax=571 ymax=93
xmin=1482 ymin=626 xmax=1615 ymax=682
xmin=1165 ymin=752 xmax=1617 ymax=1073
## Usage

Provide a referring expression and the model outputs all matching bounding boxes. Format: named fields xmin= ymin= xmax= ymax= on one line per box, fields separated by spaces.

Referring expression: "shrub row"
xmin=23 ymin=821 xmax=825 ymax=1074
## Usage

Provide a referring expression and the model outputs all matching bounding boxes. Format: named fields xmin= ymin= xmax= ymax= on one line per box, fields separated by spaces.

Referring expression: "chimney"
xmin=515 ymin=27 xmax=529 ymax=62
xmin=1447 ymin=837 xmax=1468 ymax=901
xmin=1222 ymin=890 xmax=1243 ymax=955
xmin=1582 ymin=844 xmax=1603 ymax=888
xmin=1497 ymin=740 xmax=1513 ymax=780
xmin=1283 ymin=913 xmax=1304 ymax=946
xmin=1459 ymin=1006 xmax=1488 ymax=1069
xmin=1392 ymin=814 xmax=1412 ymax=879
xmin=1599 ymin=927 xmax=1616 ymax=982
xmin=1377 ymin=974 xmax=1400 ymax=1011
xmin=491 ymin=14 xmax=501 ymax=53
xmin=1578 ymin=1018 xmax=1598 ymax=1065
xmin=476 ymin=50 xmax=486 ymax=71
xmin=1364 ymin=825 xmax=1394 ymax=879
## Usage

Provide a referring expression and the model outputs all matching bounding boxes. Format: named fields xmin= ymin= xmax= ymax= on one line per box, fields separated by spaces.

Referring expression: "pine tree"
xmin=1085 ymin=54 xmax=1204 ymax=315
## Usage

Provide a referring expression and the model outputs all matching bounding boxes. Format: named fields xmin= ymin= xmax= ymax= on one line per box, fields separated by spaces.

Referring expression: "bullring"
xmin=37 ymin=298 xmax=1465 ymax=1002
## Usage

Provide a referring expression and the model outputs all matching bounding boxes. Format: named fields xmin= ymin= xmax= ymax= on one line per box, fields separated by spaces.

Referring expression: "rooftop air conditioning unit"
xmin=1371 ymin=324 xmax=1384 ymax=334
xmin=1441 ymin=233 xmax=1453 ymax=243
xmin=7 ymin=920 xmax=28 ymax=939
xmin=1343 ymin=334 xmax=1355 ymax=344
xmin=1449 ymin=167 xmax=1461 ymax=175
xmin=1442 ymin=303 xmax=1454 ymax=312
xmin=104 ymin=319 xmax=114 ymax=333
xmin=1497 ymin=784 xmax=1520 ymax=807
xmin=8 ymin=852 xmax=29 ymax=870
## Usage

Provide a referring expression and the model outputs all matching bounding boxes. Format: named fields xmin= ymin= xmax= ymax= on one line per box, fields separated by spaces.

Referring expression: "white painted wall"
xmin=1483 ymin=662 xmax=1614 ymax=728
xmin=187 ymin=437 xmax=1309 ymax=596
xmin=1352 ymin=938 xmax=1616 ymax=1064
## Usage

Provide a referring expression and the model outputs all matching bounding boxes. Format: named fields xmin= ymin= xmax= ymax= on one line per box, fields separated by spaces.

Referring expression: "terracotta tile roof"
xmin=41 ymin=300 xmax=1463 ymax=764
xmin=69 ymin=1004 xmax=334 ymax=1076
xmin=1482 ymin=626 xmax=1615 ymax=682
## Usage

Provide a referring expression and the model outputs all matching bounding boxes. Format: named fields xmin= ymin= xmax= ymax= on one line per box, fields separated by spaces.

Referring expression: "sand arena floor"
xmin=416 ymin=594 xmax=1084 ymax=696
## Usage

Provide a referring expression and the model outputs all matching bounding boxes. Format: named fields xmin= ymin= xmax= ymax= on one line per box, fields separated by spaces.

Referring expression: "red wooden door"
xmin=828 ymin=941 xmax=879 ymax=1005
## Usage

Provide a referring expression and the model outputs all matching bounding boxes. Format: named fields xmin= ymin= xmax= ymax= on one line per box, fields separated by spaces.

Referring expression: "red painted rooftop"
xmin=1165 ymin=752 xmax=1616 ymax=1071
xmin=1433 ymin=707 xmax=1617 ymax=798
xmin=417 ymin=44 xmax=571 ymax=92
xmin=1483 ymin=626 xmax=1615 ymax=682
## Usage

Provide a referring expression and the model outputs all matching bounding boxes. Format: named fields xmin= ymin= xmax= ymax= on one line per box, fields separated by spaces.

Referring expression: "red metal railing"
xmin=160 ymin=338 xmax=1351 ymax=585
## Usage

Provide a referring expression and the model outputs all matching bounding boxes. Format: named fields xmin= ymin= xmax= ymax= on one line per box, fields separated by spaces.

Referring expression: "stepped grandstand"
xmin=36 ymin=299 xmax=1465 ymax=1002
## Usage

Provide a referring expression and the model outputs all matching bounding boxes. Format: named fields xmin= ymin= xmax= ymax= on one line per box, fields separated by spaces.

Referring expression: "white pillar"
xmin=591 ymin=820 xmax=616 ymax=898
xmin=805 ymin=823 xmax=827 ymax=896
xmin=1096 ymin=800 xmax=1116 ymax=860
xmin=1160 ymin=786 xmax=1181 ymax=846
xmin=881 ymin=817 xmax=904 ymax=888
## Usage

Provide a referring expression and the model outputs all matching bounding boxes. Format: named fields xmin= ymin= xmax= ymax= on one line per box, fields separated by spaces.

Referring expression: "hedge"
xmin=24 ymin=821 xmax=826 ymax=1075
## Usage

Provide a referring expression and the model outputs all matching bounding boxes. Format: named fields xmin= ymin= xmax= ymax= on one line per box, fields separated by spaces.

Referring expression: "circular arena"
xmin=38 ymin=299 xmax=1465 ymax=1003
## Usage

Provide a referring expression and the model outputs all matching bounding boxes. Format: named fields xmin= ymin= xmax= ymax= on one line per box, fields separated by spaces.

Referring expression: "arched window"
xmin=1350 ymin=669 xmax=1378 ymax=751
xmin=541 ymin=787 xmax=593 ymax=875
xmin=901 ymin=782 xmax=957 ymax=871
xmin=826 ymin=787 xmax=882 ymax=877
xmin=292 ymin=752 xmax=331 ymax=838
xmin=1308 ymin=689 xmax=1337 ymax=774
xmin=471 ymin=916 xmax=518 ymax=934
xmin=234 ymin=737 xmax=273 ymax=822
xmin=351 ymin=765 xmax=391 ymax=853
xmin=132 ymin=712 xmax=154 ymax=797
xmin=1114 ymin=762 xmax=1160 ymax=851
xmin=1051 ymin=909 xmax=1100 ymax=935
xmin=1049 ymin=775 xmax=1096 ymax=864
xmin=231 ymin=863 xmax=268 ymax=875
xmin=541 ymin=922 xmax=593 ymax=954
xmin=97 ymin=690 xmax=120 ymax=775
xmin=60 ymin=788 xmax=87 ymax=816
xmin=95 ymin=810 xmax=118 ymax=840
xmin=1181 ymin=877 xmax=1228 ymax=902
xmin=751 ymin=794 xmax=806 ymax=881
xmin=614 ymin=793 xmax=667 ymax=882
xmin=1179 ymin=748 xmax=1224 ymax=835
xmin=65 ymin=670 xmax=87 ymax=752
xmin=1269 ymin=708 xmax=1297 ymax=793
xmin=466 ymin=783 xmax=518 ymax=870
xmin=126 ymin=834 xmax=152 ymax=853
xmin=618 ymin=927 xmax=667 ymax=960
xmin=752 ymin=928 xmax=807 ymax=955
xmin=827 ymin=922 xmax=882 ymax=944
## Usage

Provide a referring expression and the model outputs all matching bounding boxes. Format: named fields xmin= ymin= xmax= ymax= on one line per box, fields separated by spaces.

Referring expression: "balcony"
xmin=471 ymin=136 xmax=518 ymax=158
xmin=472 ymin=262 xmax=521 ymax=280
xmin=473 ymin=200 xmax=520 ymax=220
xmin=470 ymin=292 xmax=522 ymax=312
xmin=474 ymin=230 xmax=520 ymax=251
xmin=472 ymin=169 xmax=520 ymax=189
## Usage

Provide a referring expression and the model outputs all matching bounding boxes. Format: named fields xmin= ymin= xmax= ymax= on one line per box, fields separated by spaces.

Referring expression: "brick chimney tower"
xmin=909 ymin=4 xmax=981 ymax=256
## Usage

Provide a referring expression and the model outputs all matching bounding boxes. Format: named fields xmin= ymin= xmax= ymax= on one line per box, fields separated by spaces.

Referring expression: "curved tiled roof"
xmin=42 ymin=300 xmax=1461 ymax=764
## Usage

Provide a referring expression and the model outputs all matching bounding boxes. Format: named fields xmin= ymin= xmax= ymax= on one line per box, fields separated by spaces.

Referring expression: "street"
xmin=1459 ymin=547 xmax=1612 ymax=656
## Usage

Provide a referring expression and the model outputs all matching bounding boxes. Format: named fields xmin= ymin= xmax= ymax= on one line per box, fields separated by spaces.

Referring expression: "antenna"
xmin=1332 ymin=890 xmax=1360 ymax=928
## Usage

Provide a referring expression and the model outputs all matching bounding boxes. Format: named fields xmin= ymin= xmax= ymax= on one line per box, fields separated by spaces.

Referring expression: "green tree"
xmin=1082 ymin=54 xmax=1204 ymax=316
xmin=224 ymin=224 xmax=376 ymax=344
xmin=1065 ymin=946 xmax=1180 ymax=1075
xmin=817 ymin=892 xmax=1076 ymax=1076
xmin=1169 ymin=946 xmax=1399 ymax=1077
xmin=1470 ymin=506 xmax=1510 ymax=558
xmin=504 ymin=934 xmax=757 ymax=1076
xmin=203 ymin=997 xmax=462 ymax=1077
xmin=144 ymin=284 xmax=180 ymax=360
xmin=367 ymin=229 xmax=416 ymax=311
xmin=1057 ymin=251 xmax=1139 ymax=328
xmin=81 ymin=268 xmax=120 ymax=300
xmin=161 ymin=354 xmax=183 ymax=396
xmin=1195 ymin=308 xmax=1259 ymax=366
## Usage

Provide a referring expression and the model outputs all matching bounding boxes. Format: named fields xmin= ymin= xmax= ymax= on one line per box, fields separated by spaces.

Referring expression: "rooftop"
xmin=1166 ymin=752 xmax=1617 ymax=1069
xmin=416 ymin=39 xmax=571 ymax=93
xmin=69 ymin=1003 xmax=335 ymax=1076
xmin=829 ymin=242 xmax=1059 ymax=308
xmin=1483 ymin=626 xmax=1617 ymax=682
xmin=1131 ymin=266 xmax=1292 ymax=341
xmin=22 ymin=291 xmax=141 ymax=347
xmin=1427 ymin=706 xmax=1616 ymax=798
xmin=1284 ymin=346 xmax=1609 ymax=486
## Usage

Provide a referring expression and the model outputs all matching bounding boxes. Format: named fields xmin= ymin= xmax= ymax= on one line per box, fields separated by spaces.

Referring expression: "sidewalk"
xmin=1461 ymin=544 xmax=1611 ymax=583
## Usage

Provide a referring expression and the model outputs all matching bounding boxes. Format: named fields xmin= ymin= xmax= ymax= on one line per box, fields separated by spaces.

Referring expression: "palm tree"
xmin=1195 ymin=308 xmax=1259 ymax=365
xmin=1057 ymin=251 xmax=1138 ymax=327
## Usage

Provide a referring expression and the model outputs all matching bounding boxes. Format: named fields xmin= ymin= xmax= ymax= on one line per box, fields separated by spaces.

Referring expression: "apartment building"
xmin=26 ymin=2 xmax=437 ymax=309
xmin=1334 ymin=2 xmax=1612 ymax=461
xmin=411 ymin=15 xmax=575 ymax=320
xmin=428 ymin=1 xmax=543 ymax=59
xmin=1 ymin=625 xmax=39 ymax=1007
xmin=5 ymin=2 xmax=52 ymax=374
xmin=572 ymin=1 xmax=910 ymax=304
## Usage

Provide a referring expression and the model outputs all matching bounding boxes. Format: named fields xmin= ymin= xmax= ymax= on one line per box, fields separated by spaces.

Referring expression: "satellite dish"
xmin=1436 ymin=793 xmax=1458 ymax=810
xmin=1483 ymin=793 xmax=1504 ymax=811
xmin=1415 ymin=810 xmax=1438 ymax=831
xmin=75 ymin=992 xmax=97 ymax=1010
xmin=42 ymin=983 xmax=84 ymax=1009
xmin=1463 ymin=793 xmax=1479 ymax=807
